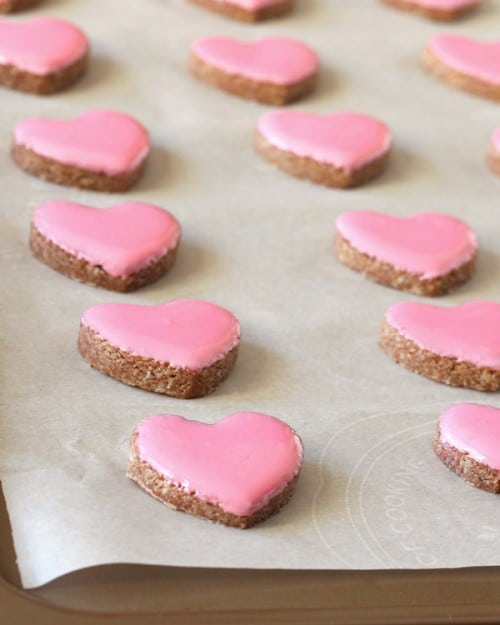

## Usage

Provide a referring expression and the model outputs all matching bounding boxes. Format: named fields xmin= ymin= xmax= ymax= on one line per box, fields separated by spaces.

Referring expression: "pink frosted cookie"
xmin=0 ymin=0 xmax=42 ymax=13
xmin=379 ymin=301 xmax=500 ymax=391
xmin=12 ymin=110 xmax=150 ymax=192
xmin=435 ymin=403 xmax=500 ymax=493
xmin=128 ymin=412 xmax=303 ymax=527
xmin=423 ymin=34 xmax=500 ymax=101
xmin=0 ymin=17 xmax=88 ymax=94
xmin=30 ymin=201 xmax=181 ymax=292
xmin=335 ymin=211 xmax=477 ymax=296
xmin=190 ymin=36 xmax=319 ymax=105
xmin=486 ymin=127 xmax=500 ymax=176
xmin=255 ymin=111 xmax=391 ymax=189
xmin=78 ymin=299 xmax=240 ymax=399
xmin=186 ymin=0 xmax=293 ymax=22
xmin=380 ymin=0 xmax=480 ymax=20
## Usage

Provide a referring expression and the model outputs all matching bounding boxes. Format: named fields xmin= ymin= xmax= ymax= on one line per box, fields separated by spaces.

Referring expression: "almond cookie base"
xmin=0 ymin=0 xmax=42 ymax=12
xmin=30 ymin=225 xmax=179 ymax=293
xmin=379 ymin=320 xmax=500 ymax=391
xmin=335 ymin=232 xmax=475 ymax=296
xmin=255 ymin=131 xmax=390 ymax=189
xmin=127 ymin=433 xmax=300 ymax=528
xmin=0 ymin=53 xmax=87 ymax=95
xmin=11 ymin=142 xmax=147 ymax=192
xmin=189 ymin=52 xmax=316 ymax=105
xmin=422 ymin=46 xmax=500 ymax=102
xmin=380 ymin=0 xmax=479 ymax=20
xmin=78 ymin=324 xmax=239 ymax=399
xmin=434 ymin=428 xmax=500 ymax=493
xmin=186 ymin=0 xmax=293 ymax=22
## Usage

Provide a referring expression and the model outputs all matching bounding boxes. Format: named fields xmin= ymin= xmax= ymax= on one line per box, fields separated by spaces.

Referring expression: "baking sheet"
xmin=2 ymin=0 xmax=500 ymax=590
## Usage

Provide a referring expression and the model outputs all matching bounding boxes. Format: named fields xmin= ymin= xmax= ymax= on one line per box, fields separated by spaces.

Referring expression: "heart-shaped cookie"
xmin=31 ymin=201 xmax=181 ymax=292
xmin=12 ymin=109 xmax=150 ymax=192
xmin=380 ymin=301 xmax=500 ymax=391
xmin=128 ymin=412 xmax=303 ymax=527
xmin=79 ymin=299 xmax=240 ymax=398
xmin=380 ymin=0 xmax=480 ymax=21
xmin=186 ymin=0 xmax=293 ymax=22
xmin=256 ymin=111 xmax=391 ymax=188
xmin=0 ymin=0 xmax=42 ymax=14
xmin=423 ymin=34 xmax=500 ymax=101
xmin=435 ymin=403 xmax=500 ymax=492
xmin=335 ymin=211 xmax=477 ymax=295
xmin=0 ymin=17 xmax=88 ymax=94
xmin=190 ymin=36 xmax=318 ymax=104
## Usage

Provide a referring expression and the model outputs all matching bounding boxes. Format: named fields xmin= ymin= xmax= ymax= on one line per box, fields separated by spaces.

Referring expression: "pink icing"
xmin=490 ymin=127 xmax=500 ymax=151
xmin=81 ymin=299 xmax=240 ymax=369
xmin=411 ymin=0 xmax=479 ymax=7
xmin=14 ymin=110 xmax=150 ymax=176
xmin=386 ymin=301 xmax=500 ymax=368
xmin=135 ymin=412 xmax=303 ymax=516
xmin=336 ymin=211 xmax=477 ymax=279
xmin=257 ymin=111 xmax=391 ymax=171
xmin=217 ymin=0 xmax=287 ymax=8
xmin=32 ymin=201 xmax=180 ymax=277
xmin=0 ymin=18 xmax=88 ymax=75
xmin=428 ymin=35 xmax=500 ymax=85
xmin=439 ymin=403 xmax=500 ymax=470
xmin=192 ymin=37 xmax=318 ymax=85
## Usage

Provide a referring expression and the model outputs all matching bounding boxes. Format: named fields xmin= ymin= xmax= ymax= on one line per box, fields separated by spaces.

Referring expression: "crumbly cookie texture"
xmin=0 ymin=0 xmax=42 ymax=13
xmin=380 ymin=0 xmax=480 ymax=21
xmin=78 ymin=300 xmax=240 ymax=398
xmin=128 ymin=412 xmax=303 ymax=527
xmin=379 ymin=301 xmax=500 ymax=392
xmin=186 ymin=0 xmax=293 ymax=22
xmin=335 ymin=211 xmax=477 ymax=295
xmin=189 ymin=37 xmax=318 ymax=105
xmin=0 ymin=18 xmax=88 ymax=94
xmin=255 ymin=110 xmax=391 ymax=189
xmin=336 ymin=233 xmax=475 ymax=296
xmin=12 ymin=110 xmax=150 ymax=192
xmin=422 ymin=36 xmax=500 ymax=102
xmin=30 ymin=201 xmax=181 ymax=292
xmin=434 ymin=404 xmax=500 ymax=493
xmin=30 ymin=226 xmax=178 ymax=292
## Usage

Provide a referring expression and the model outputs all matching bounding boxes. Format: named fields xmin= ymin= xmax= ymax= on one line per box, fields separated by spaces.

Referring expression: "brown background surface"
xmin=2 ymin=483 xmax=500 ymax=624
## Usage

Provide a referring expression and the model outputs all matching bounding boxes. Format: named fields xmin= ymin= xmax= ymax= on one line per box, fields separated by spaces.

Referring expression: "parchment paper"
xmin=2 ymin=0 xmax=500 ymax=589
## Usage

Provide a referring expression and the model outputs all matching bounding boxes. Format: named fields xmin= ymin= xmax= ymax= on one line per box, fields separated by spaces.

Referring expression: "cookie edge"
xmin=78 ymin=324 xmax=240 ymax=399
xmin=434 ymin=425 xmax=500 ymax=493
xmin=127 ymin=430 xmax=301 ymax=528
xmin=255 ymin=130 xmax=390 ymax=189
xmin=379 ymin=319 xmax=500 ymax=391
xmin=335 ymin=231 xmax=476 ymax=296
xmin=189 ymin=50 xmax=317 ymax=105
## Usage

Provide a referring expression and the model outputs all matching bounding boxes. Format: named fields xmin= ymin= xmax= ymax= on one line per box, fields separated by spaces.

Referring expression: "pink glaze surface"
xmin=0 ymin=17 xmax=88 ymax=75
xmin=490 ymin=127 xmax=500 ymax=151
xmin=439 ymin=403 xmax=500 ymax=470
xmin=135 ymin=412 xmax=303 ymax=516
xmin=218 ymin=0 xmax=287 ymax=8
xmin=33 ymin=201 xmax=180 ymax=277
xmin=336 ymin=211 xmax=477 ymax=279
xmin=428 ymin=35 xmax=500 ymax=85
xmin=258 ymin=111 xmax=391 ymax=171
xmin=386 ymin=301 xmax=500 ymax=368
xmin=81 ymin=299 xmax=240 ymax=369
xmin=411 ymin=0 xmax=479 ymax=7
xmin=15 ymin=110 xmax=150 ymax=176
xmin=192 ymin=36 xmax=318 ymax=85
